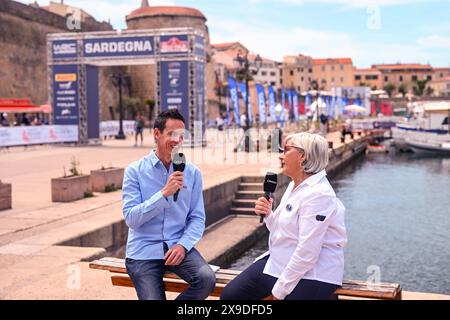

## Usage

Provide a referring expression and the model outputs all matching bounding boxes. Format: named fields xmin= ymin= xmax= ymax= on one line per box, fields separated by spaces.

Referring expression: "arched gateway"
xmin=47 ymin=28 xmax=206 ymax=146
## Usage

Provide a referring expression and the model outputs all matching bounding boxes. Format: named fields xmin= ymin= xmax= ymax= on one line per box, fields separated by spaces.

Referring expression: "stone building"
xmin=125 ymin=0 xmax=216 ymax=120
xmin=312 ymin=58 xmax=355 ymax=91
xmin=282 ymin=55 xmax=313 ymax=92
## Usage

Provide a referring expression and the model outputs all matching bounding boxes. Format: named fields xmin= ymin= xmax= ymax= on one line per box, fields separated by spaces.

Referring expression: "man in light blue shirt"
xmin=122 ymin=109 xmax=216 ymax=300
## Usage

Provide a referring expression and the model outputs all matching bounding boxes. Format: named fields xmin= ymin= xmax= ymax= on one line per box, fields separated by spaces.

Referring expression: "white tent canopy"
xmin=344 ymin=104 xmax=366 ymax=113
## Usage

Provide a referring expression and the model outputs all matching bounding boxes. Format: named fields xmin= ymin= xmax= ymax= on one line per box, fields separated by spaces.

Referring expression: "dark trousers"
xmin=220 ymin=256 xmax=339 ymax=300
xmin=126 ymin=246 xmax=216 ymax=300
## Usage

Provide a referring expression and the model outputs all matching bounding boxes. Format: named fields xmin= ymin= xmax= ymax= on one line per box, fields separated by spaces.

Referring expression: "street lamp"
xmin=234 ymin=53 xmax=262 ymax=152
xmin=112 ymin=73 xmax=129 ymax=140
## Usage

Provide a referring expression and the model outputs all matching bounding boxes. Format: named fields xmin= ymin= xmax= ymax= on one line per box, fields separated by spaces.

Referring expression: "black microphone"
xmin=172 ymin=153 xmax=186 ymax=202
xmin=261 ymin=172 xmax=277 ymax=223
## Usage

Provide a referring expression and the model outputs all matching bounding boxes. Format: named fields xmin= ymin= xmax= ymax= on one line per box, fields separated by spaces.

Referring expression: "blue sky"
xmin=23 ymin=0 xmax=450 ymax=68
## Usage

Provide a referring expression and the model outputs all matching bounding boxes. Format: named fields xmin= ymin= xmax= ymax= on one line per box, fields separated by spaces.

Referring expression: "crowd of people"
xmin=0 ymin=113 xmax=48 ymax=127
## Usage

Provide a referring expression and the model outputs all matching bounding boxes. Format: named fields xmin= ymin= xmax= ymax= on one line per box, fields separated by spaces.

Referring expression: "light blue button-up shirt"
xmin=122 ymin=150 xmax=205 ymax=260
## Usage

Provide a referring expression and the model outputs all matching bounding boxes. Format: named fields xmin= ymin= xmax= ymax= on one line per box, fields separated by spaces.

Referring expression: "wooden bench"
xmin=89 ymin=257 xmax=402 ymax=300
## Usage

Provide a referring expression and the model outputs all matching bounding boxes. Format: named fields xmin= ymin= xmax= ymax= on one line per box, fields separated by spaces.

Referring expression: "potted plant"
xmin=0 ymin=179 xmax=12 ymax=210
xmin=51 ymin=157 xmax=92 ymax=202
xmin=90 ymin=164 xmax=124 ymax=193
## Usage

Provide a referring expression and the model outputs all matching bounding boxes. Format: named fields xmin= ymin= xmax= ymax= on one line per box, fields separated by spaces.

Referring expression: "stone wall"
xmin=0 ymin=0 xmax=117 ymax=120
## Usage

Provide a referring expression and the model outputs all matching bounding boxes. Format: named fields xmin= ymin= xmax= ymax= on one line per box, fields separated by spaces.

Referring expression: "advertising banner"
xmin=160 ymin=35 xmax=189 ymax=55
xmin=99 ymin=121 xmax=135 ymax=137
xmin=52 ymin=64 xmax=79 ymax=126
xmin=256 ymin=84 xmax=266 ymax=124
xmin=195 ymin=61 xmax=206 ymax=137
xmin=287 ymin=90 xmax=293 ymax=120
xmin=280 ymin=86 xmax=286 ymax=126
xmin=160 ymin=61 xmax=190 ymax=125
xmin=83 ymin=36 xmax=154 ymax=58
xmin=268 ymin=86 xmax=277 ymax=123
xmin=0 ymin=125 xmax=78 ymax=147
xmin=292 ymin=90 xmax=299 ymax=120
xmin=194 ymin=36 xmax=205 ymax=58
xmin=238 ymin=83 xmax=252 ymax=125
xmin=52 ymin=40 xmax=78 ymax=59
xmin=228 ymin=76 xmax=240 ymax=126
xmin=86 ymin=65 xmax=99 ymax=139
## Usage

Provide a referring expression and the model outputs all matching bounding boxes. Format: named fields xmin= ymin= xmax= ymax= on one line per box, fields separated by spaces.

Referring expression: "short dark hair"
xmin=153 ymin=109 xmax=185 ymax=133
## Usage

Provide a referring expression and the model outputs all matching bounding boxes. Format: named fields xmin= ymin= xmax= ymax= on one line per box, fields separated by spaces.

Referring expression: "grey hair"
xmin=286 ymin=132 xmax=329 ymax=174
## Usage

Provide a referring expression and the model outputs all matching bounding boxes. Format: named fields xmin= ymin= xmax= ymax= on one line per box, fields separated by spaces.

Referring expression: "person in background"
xmin=221 ymin=132 xmax=347 ymax=300
xmin=134 ymin=112 xmax=145 ymax=147
xmin=1 ymin=113 xmax=9 ymax=127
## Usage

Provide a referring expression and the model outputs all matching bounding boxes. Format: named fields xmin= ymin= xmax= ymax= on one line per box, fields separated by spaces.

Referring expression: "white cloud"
xmin=248 ymin=0 xmax=429 ymax=9
xmin=417 ymin=35 xmax=450 ymax=49
xmin=209 ymin=17 xmax=447 ymax=67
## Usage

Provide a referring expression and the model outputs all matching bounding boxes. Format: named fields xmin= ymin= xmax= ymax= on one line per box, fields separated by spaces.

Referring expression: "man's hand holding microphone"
xmin=161 ymin=171 xmax=184 ymax=199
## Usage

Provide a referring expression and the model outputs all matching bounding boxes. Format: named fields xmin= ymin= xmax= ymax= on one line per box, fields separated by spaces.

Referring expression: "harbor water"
xmin=228 ymin=149 xmax=450 ymax=294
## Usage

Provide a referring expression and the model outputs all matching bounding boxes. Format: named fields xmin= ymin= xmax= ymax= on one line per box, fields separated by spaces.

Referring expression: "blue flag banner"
xmin=325 ymin=96 xmax=330 ymax=115
xmin=256 ymin=84 xmax=267 ymax=124
xmin=341 ymin=97 xmax=348 ymax=115
xmin=292 ymin=91 xmax=299 ymax=120
xmin=226 ymin=89 xmax=231 ymax=125
xmin=280 ymin=86 xmax=286 ymax=126
xmin=268 ymin=86 xmax=277 ymax=123
xmin=305 ymin=93 xmax=311 ymax=115
xmin=238 ymin=82 xmax=252 ymax=125
xmin=330 ymin=96 xmax=336 ymax=119
xmin=288 ymin=90 xmax=293 ymax=119
xmin=228 ymin=76 xmax=240 ymax=126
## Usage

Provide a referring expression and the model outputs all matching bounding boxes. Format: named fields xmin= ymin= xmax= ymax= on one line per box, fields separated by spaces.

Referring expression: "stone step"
xmin=229 ymin=207 xmax=255 ymax=215
xmin=235 ymin=191 xmax=260 ymax=200
xmin=241 ymin=176 xmax=264 ymax=183
xmin=238 ymin=183 xmax=262 ymax=191
xmin=232 ymin=199 xmax=257 ymax=208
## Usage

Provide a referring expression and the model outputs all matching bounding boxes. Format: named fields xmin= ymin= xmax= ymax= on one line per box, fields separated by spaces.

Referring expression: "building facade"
xmin=428 ymin=77 xmax=450 ymax=97
xmin=251 ymin=55 xmax=281 ymax=89
xmin=354 ymin=68 xmax=383 ymax=90
xmin=434 ymin=67 xmax=450 ymax=81
xmin=372 ymin=63 xmax=434 ymax=94
xmin=312 ymin=58 xmax=354 ymax=91
xmin=281 ymin=55 xmax=313 ymax=92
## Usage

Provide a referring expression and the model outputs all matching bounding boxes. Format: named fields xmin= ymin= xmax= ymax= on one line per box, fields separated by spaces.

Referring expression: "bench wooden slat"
xmin=92 ymin=258 xmax=401 ymax=300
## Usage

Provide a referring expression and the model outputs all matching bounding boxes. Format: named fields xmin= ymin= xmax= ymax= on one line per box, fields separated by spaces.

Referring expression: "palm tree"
xmin=398 ymin=83 xmax=408 ymax=97
xmin=384 ymin=83 xmax=396 ymax=97
xmin=413 ymin=79 xmax=428 ymax=97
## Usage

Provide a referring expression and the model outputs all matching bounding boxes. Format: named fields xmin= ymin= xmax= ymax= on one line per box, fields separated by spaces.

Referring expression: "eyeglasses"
xmin=279 ymin=145 xmax=304 ymax=154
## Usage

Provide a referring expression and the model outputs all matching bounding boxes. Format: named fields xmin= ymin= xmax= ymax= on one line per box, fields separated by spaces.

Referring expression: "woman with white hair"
xmin=221 ymin=132 xmax=347 ymax=300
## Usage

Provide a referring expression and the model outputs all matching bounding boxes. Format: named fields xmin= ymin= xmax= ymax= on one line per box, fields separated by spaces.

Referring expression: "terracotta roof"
xmin=313 ymin=58 xmax=353 ymax=65
xmin=126 ymin=6 xmax=206 ymax=21
xmin=434 ymin=67 xmax=450 ymax=71
xmin=372 ymin=63 xmax=432 ymax=70
xmin=354 ymin=68 xmax=382 ymax=74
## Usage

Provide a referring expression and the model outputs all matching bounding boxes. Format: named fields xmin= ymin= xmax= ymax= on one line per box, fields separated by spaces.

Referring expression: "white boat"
xmin=393 ymin=101 xmax=450 ymax=154
xmin=405 ymin=139 xmax=450 ymax=155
